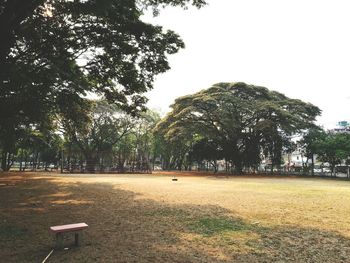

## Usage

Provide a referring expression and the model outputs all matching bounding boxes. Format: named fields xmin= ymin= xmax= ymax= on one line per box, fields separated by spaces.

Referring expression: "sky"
xmin=142 ymin=0 xmax=350 ymax=128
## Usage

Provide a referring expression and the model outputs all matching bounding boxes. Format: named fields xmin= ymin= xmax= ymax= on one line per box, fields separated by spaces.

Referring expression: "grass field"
xmin=1 ymin=172 xmax=350 ymax=262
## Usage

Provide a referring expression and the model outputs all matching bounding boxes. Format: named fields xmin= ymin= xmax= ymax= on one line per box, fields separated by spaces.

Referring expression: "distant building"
xmin=329 ymin=120 xmax=350 ymax=134
xmin=282 ymin=147 xmax=312 ymax=172
xmin=338 ymin=121 xmax=349 ymax=127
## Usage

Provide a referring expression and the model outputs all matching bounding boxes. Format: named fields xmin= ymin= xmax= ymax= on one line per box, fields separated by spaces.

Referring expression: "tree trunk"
xmin=60 ymin=149 xmax=64 ymax=173
xmin=270 ymin=163 xmax=274 ymax=175
xmin=24 ymin=153 xmax=28 ymax=171
xmin=7 ymin=153 xmax=13 ymax=171
xmin=99 ymin=156 xmax=104 ymax=172
xmin=32 ymin=151 xmax=38 ymax=171
xmin=85 ymin=157 xmax=97 ymax=173
xmin=36 ymin=153 xmax=40 ymax=170
xmin=1 ymin=152 xmax=14 ymax=171
xmin=1 ymin=152 xmax=9 ymax=171
xmin=19 ymin=150 xmax=23 ymax=172
xmin=80 ymin=154 xmax=84 ymax=172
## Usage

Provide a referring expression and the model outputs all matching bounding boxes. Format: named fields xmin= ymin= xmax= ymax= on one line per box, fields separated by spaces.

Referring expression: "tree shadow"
xmin=1 ymin=174 xmax=350 ymax=262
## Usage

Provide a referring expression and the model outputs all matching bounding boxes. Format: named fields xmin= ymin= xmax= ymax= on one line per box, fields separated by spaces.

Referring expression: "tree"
xmin=131 ymin=110 xmax=161 ymax=171
xmin=0 ymin=0 xmax=207 ymax=161
xmin=299 ymin=126 xmax=326 ymax=175
xmin=155 ymin=82 xmax=321 ymax=174
xmin=154 ymin=111 xmax=195 ymax=170
xmin=63 ymin=101 xmax=134 ymax=172
xmin=0 ymin=121 xmax=62 ymax=171
xmin=189 ymin=138 xmax=223 ymax=172
xmin=60 ymin=104 xmax=160 ymax=173
xmin=315 ymin=132 xmax=350 ymax=176
xmin=114 ymin=109 xmax=160 ymax=172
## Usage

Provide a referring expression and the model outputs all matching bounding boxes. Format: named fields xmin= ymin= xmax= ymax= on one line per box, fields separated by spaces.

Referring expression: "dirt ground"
xmin=1 ymin=172 xmax=350 ymax=262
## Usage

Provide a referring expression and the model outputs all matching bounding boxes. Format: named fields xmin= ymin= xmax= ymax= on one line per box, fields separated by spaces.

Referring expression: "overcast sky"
xmin=142 ymin=0 xmax=350 ymax=128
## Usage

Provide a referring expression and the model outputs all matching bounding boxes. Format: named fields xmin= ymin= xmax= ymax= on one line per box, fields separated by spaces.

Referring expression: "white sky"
xmin=142 ymin=0 xmax=350 ymax=128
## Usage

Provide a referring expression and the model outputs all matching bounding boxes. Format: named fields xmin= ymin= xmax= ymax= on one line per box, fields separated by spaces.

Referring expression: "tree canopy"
xmin=155 ymin=82 xmax=321 ymax=173
xmin=314 ymin=132 xmax=350 ymax=174
xmin=60 ymin=103 xmax=161 ymax=173
xmin=0 ymin=0 xmax=206 ymax=168
xmin=62 ymin=100 xmax=134 ymax=171
xmin=0 ymin=0 xmax=206 ymax=115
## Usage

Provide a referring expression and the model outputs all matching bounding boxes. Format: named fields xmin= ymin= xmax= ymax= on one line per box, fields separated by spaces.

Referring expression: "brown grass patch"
xmin=1 ymin=172 xmax=350 ymax=262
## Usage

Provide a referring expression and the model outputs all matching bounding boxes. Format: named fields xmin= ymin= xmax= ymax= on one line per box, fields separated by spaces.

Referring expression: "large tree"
xmin=114 ymin=109 xmax=160 ymax=172
xmin=0 ymin=0 xmax=207 ymax=113
xmin=314 ymin=132 xmax=350 ymax=176
xmin=0 ymin=0 xmax=206 ymax=71
xmin=298 ymin=126 xmax=326 ymax=175
xmin=0 ymin=0 xmax=206 ymax=166
xmin=62 ymin=100 xmax=134 ymax=172
xmin=155 ymin=82 xmax=321 ymax=173
xmin=61 ymin=103 xmax=160 ymax=172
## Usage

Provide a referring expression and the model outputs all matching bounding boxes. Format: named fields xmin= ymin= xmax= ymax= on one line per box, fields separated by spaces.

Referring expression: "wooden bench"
xmin=50 ymin=223 xmax=88 ymax=248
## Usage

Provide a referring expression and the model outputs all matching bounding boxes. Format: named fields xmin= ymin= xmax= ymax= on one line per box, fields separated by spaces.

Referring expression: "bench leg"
xmin=75 ymin=232 xmax=80 ymax=246
xmin=56 ymin=233 xmax=63 ymax=249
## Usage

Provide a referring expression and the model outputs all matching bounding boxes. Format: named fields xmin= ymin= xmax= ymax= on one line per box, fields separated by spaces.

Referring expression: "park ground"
xmin=1 ymin=172 xmax=350 ymax=262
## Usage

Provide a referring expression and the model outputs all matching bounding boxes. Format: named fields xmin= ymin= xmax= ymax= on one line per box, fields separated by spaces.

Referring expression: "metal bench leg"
xmin=56 ymin=233 xmax=63 ymax=248
xmin=75 ymin=232 xmax=80 ymax=246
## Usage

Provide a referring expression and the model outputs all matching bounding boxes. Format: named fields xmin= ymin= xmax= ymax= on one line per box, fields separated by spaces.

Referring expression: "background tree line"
xmin=1 ymin=82 xmax=350 ymax=174
xmin=0 ymin=100 xmax=161 ymax=172
xmin=1 ymin=1 xmax=350 ymax=175
xmin=154 ymin=82 xmax=350 ymax=175
xmin=0 ymin=0 xmax=206 ymax=171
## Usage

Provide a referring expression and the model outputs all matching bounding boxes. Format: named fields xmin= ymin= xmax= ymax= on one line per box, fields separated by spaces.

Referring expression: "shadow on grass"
xmin=1 ymin=173 xmax=350 ymax=262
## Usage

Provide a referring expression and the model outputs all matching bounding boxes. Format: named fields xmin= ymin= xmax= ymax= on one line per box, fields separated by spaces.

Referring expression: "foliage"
xmin=314 ymin=132 xmax=350 ymax=174
xmin=0 ymin=0 xmax=206 ymax=114
xmin=58 ymin=101 xmax=160 ymax=172
xmin=299 ymin=127 xmax=326 ymax=158
xmin=153 ymin=112 xmax=194 ymax=170
xmin=114 ymin=109 xmax=161 ymax=171
xmin=0 ymin=123 xmax=62 ymax=171
xmin=189 ymin=138 xmax=222 ymax=172
xmin=62 ymin=100 xmax=134 ymax=171
xmin=0 ymin=0 xmax=206 ymax=162
xmin=155 ymin=82 xmax=321 ymax=173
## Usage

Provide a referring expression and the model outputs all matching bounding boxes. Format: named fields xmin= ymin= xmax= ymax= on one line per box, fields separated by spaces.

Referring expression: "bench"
xmin=50 ymin=223 xmax=88 ymax=248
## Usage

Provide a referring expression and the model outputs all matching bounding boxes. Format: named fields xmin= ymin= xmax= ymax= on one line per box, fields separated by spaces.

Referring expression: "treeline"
xmin=1 ymin=82 xmax=350 ymax=174
xmin=0 ymin=0 xmax=207 ymax=172
xmin=155 ymin=83 xmax=350 ymax=175
xmin=0 ymin=101 xmax=160 ymax=173
xmin=1 ymin=2 xmax=349 ymax=175
xmin=7 ymin=1 xmax=349 ymax=176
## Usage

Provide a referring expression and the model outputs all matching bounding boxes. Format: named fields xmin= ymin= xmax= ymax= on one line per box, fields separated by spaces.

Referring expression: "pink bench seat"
xmin=50 ymin=223 xmax=88 ymax=233
xmin=50 ymin=223 xmax=88 ymax=248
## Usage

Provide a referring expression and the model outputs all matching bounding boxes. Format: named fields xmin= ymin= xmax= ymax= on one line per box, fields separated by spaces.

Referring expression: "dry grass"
xmin=1 ymin=172 xmax=350 ymax=262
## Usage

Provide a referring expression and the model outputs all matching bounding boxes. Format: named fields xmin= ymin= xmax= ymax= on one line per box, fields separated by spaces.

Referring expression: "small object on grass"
xmin=50 ymin=223 xmax=88 ymax=249
xmin=41 ymin=249 xmax=54 ymax=263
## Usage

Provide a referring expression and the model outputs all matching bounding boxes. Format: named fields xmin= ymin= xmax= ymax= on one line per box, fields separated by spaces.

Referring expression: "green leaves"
xmin=156 ymin=82 xmax=321 ymax=173
xmin=0 ymin=0 xmax=206 ymax=156
xmin=1 ymin=1 xmax=204 ymax=171
xmin=314 ymin=132 xmax=350 ymax=169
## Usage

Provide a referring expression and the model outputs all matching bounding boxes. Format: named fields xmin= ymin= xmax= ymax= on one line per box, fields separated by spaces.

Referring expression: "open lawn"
xmin=1 ymin=172 xmax=350 ymax=262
